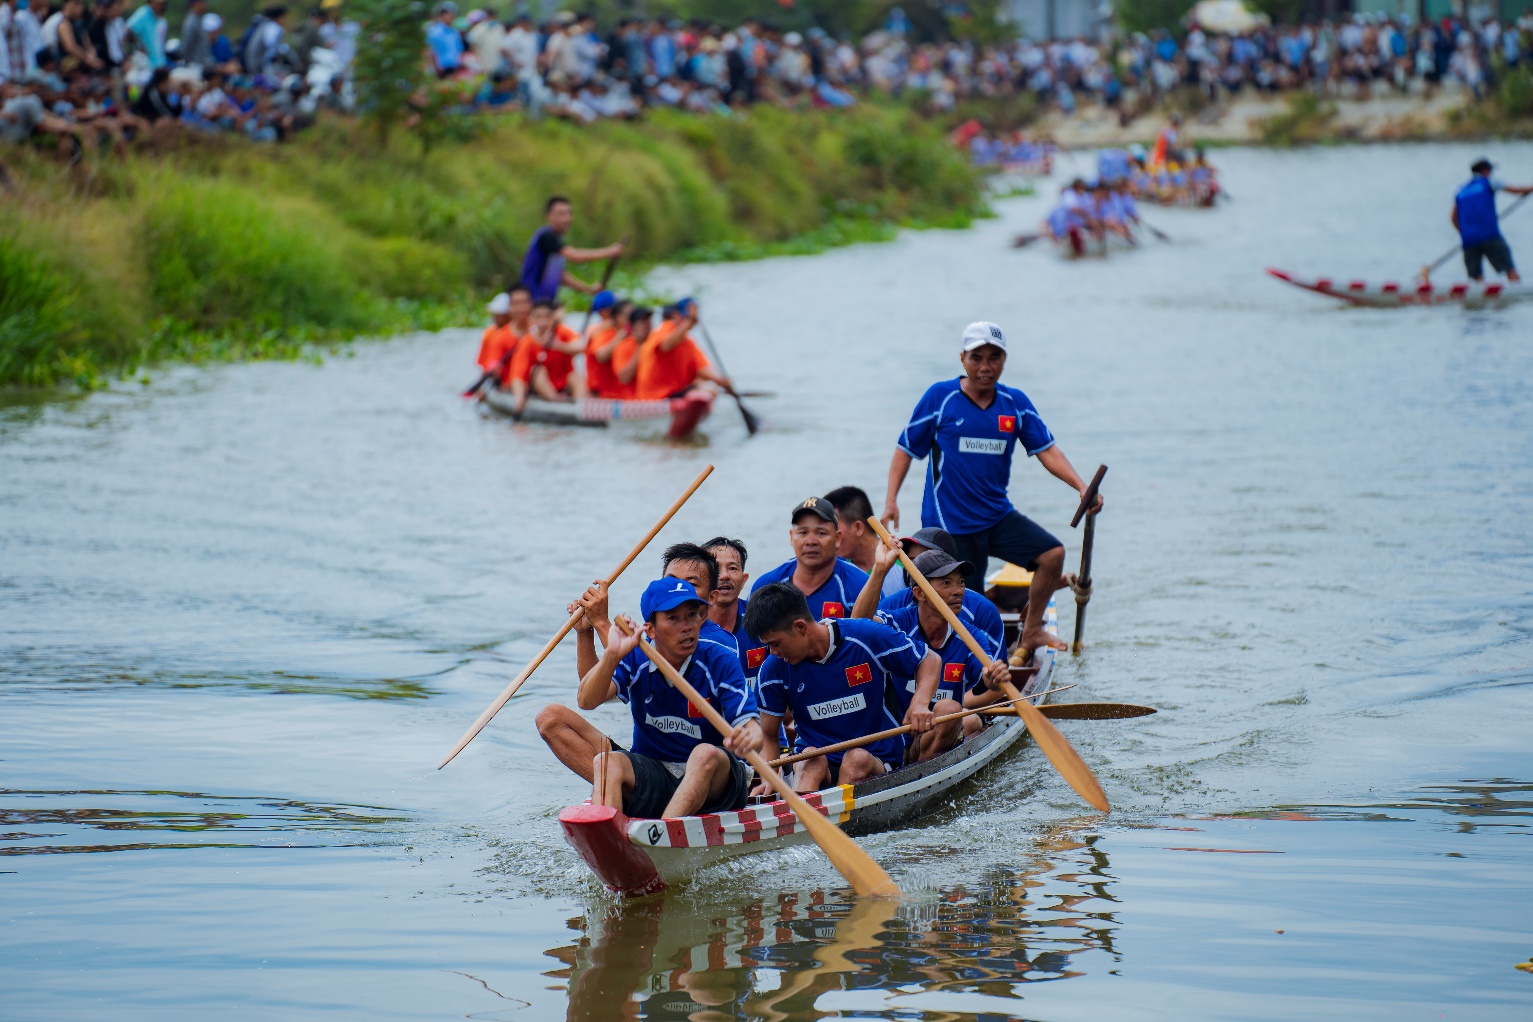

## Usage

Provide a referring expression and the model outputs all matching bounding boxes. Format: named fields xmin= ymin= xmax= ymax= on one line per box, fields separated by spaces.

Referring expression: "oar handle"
xmin=769 ymin=684 xmax=1075 ymax=767
xmin=437 ymin=465 xmax=713 ymax=769
xmin=1070 ymin=465 xmax=1108 ymax=529
xmin=577 ymin=236 xmax=630 ymax=335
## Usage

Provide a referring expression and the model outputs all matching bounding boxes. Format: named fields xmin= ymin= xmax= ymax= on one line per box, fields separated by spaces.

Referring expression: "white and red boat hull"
xmin=1267 ymin=267 xmax=1533 ymax=307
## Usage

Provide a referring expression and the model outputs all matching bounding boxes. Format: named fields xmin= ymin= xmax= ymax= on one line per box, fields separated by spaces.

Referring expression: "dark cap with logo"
xmin=913 ymin=548 xmax=974 ymax=580
xmin=791 ymin=496 xmax=838 ymax=524
xmin=899 ymin=526 xmax=957 ymax=558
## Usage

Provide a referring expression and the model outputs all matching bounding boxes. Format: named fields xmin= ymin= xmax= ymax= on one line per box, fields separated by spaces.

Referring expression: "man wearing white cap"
xmin=881 ymin=321 xmax=1102 ymax=657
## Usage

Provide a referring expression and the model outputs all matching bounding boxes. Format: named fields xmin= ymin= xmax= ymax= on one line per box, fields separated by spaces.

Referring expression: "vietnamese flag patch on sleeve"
xmin=822 ymin=602 xmax=846 ymax=618
xmin=998 ymin=414 xmax=1016 ymax=433
xmin=746 ymin=646 xmax=767 ymax=670
xmin=943 ymin=661 xmax=966 ymax=683
xmin=845 ymin=663 xmax=873 ymax=686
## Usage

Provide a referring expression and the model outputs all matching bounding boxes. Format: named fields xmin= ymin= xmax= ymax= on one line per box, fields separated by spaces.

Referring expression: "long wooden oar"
xmin=770 ymin=684 xmax=1076 ymax=768
xmin=695 ymin=321 xmax=760 ymax=436
xmin=867 ymin=518 xmax=1111 ymax=813
xmin=984 ymin=701 xmax=1156 ymax=721
xmin=1421 ymin=192 xmax=1532 ymax=281
xmin=1142 ymin=220 xmax=1172 ymax=243
xmin=615 ymin=617 xmax=900 ymax=898
xmin=437 ymin=465 xmax=713 ymax=769
xmin=1070 ymin=465 xmax=1107 ymax=656
xmin=576 ymin=236 xmax=629 ymax=336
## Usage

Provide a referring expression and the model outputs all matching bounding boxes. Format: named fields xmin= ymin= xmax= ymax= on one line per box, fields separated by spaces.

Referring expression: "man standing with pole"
xmin=1451 ymin=158 xmax=1533 ymax=283
xmin=881 ymin=322 xmax=1101 ymax=659
xmin=521 ymin=195 xmax=625 ymax=302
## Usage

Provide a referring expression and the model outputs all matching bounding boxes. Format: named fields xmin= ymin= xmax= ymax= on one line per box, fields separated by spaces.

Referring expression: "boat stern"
xmin=559 ymin=804 xmax=666 ymax=897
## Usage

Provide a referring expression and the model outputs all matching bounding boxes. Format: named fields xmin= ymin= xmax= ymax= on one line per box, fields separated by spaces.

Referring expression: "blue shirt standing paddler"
xmin=1452 ymin=158 xmax=1533 ymax=283
xmin=519 ymin=195 xmax=625 ymax=304
xmin=882 ymin=321 xmax=1103 ymax=661
xmin=559 ymin=578 xmax=762 ymax=822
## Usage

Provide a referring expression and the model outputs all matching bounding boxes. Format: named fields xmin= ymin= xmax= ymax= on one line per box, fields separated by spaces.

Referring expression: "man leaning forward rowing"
xmin=882 ymin=321 xmax=1102 ymax=659
xmin=539 ymin=577 xmax=761 ymax=820
xmin=747 ymin=581 xmax=941 ymax=790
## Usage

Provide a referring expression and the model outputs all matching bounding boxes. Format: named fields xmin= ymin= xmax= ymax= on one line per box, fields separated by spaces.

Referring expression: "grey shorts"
xmin=1464 ymin=236 xmax=1515 ymax=279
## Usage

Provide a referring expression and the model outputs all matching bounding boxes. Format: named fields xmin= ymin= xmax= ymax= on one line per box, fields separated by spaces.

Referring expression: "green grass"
xmin=1 ymin=103 xmax=985 ymax=389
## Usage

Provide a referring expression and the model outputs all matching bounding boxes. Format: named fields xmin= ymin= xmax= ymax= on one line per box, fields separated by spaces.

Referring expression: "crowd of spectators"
xmin=0 ymin=0 xmax=355 ymax=156
xmin=6 ymin=0 xmax=1533 ymax=158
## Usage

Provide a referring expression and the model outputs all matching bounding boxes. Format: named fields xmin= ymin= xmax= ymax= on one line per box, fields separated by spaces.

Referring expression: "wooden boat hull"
xmin=561 ymin=600 xmax=1061 ymax=896
xmin=1267 ymin=267 xmax=1533 ymax=308
xmin=481 ymin=387 xmax=713 ymax=440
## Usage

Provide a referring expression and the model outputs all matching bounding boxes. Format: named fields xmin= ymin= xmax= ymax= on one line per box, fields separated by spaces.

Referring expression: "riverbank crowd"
xmin=4 ymin=3 xmax=1532 ymax=155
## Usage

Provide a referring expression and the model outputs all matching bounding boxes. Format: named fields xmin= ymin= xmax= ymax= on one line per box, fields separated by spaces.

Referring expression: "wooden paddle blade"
xmin=1012 ymin=696 xmax=1110 ymax=812
xmin=988 ymin=702 xmax=1157 ymax=720
xmin=779 ymin=784 xmax=900 ymax=898
xmin=735 ymin=396 xmax=761 ymax=435
xmin=1012 ymin=233 xmax=1041 ymax=249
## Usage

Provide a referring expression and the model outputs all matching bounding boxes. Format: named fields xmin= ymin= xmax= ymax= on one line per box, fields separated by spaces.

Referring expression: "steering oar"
xmin=867 ymin=517 xmax=1111 ymax=813
xmin=615 ymin=617 xmax=900 ymax=898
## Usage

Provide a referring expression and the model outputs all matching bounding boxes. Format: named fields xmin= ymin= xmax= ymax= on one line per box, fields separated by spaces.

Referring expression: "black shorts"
xmin=951 ymin=510 xmax=1063 ymax=592
xmin=619 ymin=749 xmax=751 ymax=820
xmin=1464 ymin=236 xmax=1515 ymax=279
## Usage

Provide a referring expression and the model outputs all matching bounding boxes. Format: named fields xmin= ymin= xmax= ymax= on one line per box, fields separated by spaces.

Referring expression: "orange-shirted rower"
xmin=506 ymin=299 xmax=589 ymax=416
xmin=633 ymin=297 xmax=732 ymax=401
xmin=475 ymin=284 xmax=533 ymax=387
xmin=582 ymin=291 xmax=630 ymax=399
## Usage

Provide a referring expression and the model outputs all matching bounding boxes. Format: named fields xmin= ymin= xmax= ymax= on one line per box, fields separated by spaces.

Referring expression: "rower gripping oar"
xmin=1070 ymin=465 xmax=1107 ymax=656
xmin=770 ymin=684 xmax=1076 ymax=768
xmin=867 ymin=517 xmax=1111 ymax=813
xmin=616 ymin=617 xmax=900 ymax=899
xmin=1420 ymin=192 xmax=1533 ymax=281
xmin=438 ymin=465 xmax=713 ymax=769
xmin=695 ymin=321 xmax=760 ymax=436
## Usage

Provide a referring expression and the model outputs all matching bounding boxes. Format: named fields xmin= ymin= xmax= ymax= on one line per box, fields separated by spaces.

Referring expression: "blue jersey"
xmin=757 ymin=618 xmax=926 ymax=767
xmin=877 ymin=587 xmax=1005 ymax=661
xmin=611 ymin=637 xmax=757 ymax=764
xmin=1456 ymin=176 xmax=1503 ymax=247
xmin=750 ymin=557 xmax=870 ymax=622
xmin=519 ymin=225 xmax=566 ymax=303
xmin=896 ymin=378 xmax=1055 ymax=535
xmin=877 ymin=604 xmax=985 ymax=715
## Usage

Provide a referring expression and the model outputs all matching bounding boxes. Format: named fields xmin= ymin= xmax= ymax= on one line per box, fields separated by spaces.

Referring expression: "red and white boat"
xmin=559 ymin=600 xmax=1061 ymax=897
xmin=1267 ymin=267 xmax=1533 ymax=308
xmin=482 ymin=386 xmax=713 ymax=440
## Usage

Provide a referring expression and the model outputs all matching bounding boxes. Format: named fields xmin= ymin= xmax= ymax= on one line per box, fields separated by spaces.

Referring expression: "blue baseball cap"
xmin=591 ymin=289 xmax=616 ymax=312
xmin=639 ymin=578 xmax=707 ymax=620
xmin=674 ymin=296 xmax=696 ymax=315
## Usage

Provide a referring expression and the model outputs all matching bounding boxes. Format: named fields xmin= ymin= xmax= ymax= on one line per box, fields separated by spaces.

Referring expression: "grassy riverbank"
xmin=0 ymin=105 xmax=983 ymax=389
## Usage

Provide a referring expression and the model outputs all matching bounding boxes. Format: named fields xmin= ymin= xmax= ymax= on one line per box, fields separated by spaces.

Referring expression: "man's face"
xmin=548 ymin=201 xmax=572 ymax=234
xmin=834 ymin=518 xmax=867 ymax=560
xmin=960 ymin=345 xmax=1006 ymax=387
xmin=790 ymin=516 xmax=838 ymax=571
xmin=529 ymin=306 xmax=552 ymax=334
xmin=631 ymin=318 xmax=651 ymax=342
xmin=913 ymin=569 xmax=966 ymax=614
xmin=707 ymin=546 xmax=747 ymax=606
xmin=492 ymin=311 xmax=511 ymax=327
xmin=508 ymin=289 xmax=533 ymax=321
xmin=664 ymin=560 xmax=714 ymax=601
xmin=648 ymin=603 xmax=704 ymax=661
xmin=758 ymin=620 xmax=813 ymax=665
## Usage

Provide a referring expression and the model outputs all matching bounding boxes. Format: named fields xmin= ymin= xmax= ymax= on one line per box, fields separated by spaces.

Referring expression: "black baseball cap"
xmin=1472 ymin=157 xmax=1494 ymax=173
xmin=913 ymin=548 xmax=974 ymax=580
xmin=899 ymin=526 xmax=957 ymax=558
xmin=791 ymin=496 xmax=837 ymax=524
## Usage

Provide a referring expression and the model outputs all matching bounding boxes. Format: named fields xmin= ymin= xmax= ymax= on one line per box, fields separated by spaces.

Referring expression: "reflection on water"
xmin=548 ymin=824 xmax=1119 ymax=1021
xmin=1213 ymin=778 xmax=1533 ymax=831
xmin=0 ymin=788 xmax=409 ymax=856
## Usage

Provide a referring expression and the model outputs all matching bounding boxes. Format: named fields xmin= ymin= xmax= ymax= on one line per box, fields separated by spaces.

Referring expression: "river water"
xmin=4 ymin=143 xmax=1532 ymax=1020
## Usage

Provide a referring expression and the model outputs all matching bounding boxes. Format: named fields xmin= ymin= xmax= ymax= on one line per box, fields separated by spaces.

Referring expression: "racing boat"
xmin=559 ymin=598 xmax=1060 ymax=897
xmin=481 ymin=386 xmax=713 ymax=440
xmin=1267 ymin=268 xmax=1533 ymax=308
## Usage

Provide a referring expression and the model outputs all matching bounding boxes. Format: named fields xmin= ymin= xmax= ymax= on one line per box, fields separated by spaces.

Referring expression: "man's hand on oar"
xmin=868 ymin=517 xmax=1111 ymax=813
xmin=615 ymin=617 xmax=900 ymax=899
xmin=437 ymin=465 xmax=714 ymax=769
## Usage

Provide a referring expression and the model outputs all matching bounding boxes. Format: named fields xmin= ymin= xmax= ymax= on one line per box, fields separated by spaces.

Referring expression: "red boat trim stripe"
xmin=701 ymin=814 xmax=724 ymax=847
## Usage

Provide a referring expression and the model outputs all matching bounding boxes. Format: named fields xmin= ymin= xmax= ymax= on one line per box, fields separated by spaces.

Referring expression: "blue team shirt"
xmin=897 ymin=378 xmax=1055 ymax=535
xmin=750 ymin=557 xmax=870 ymax=622
xmin=610 ymin=637 xmax=757 ymax=764
xmin=877 ymin=587 xmax=1005 ymax=661
xmin=757 ymin=617 xmax=926 ymax=767
xmin=876 ymin=605 xmax=985 ymax=717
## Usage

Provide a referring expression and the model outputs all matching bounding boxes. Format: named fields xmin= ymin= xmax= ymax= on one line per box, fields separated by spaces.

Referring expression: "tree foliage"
xmin=350 ymin=0 xmax=431 ymax=144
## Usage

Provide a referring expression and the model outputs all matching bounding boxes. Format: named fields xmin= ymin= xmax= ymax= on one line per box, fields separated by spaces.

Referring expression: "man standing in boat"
xmin=568 ymin=578 xmax=761 ymax=820
xmin=521 ymin=195 xmax=625 ymax=303
xmin=1452 ymin=158 xmax=1533 ymax=283
xmin=881 ymin=322 xmax=1102 ymax=658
